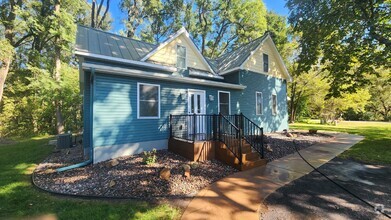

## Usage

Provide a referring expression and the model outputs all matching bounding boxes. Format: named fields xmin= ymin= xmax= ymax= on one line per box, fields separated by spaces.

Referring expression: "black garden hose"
xmin=292 ymin=139 xmax=390 ymax=219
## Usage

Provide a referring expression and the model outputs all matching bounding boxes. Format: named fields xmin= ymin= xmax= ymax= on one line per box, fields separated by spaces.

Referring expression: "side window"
xmin=263 ymin=53 xmax=269 ymax=72
xmin=176 ymin=45 xmax=186 ymax=70
xmin=218 ymin=91 xmax=230 ymax=115
xmin=137 ymin=83 xmax=160 ymax=119
xmin=256 ymin=92 xmax=263 ymax=115
xmin=272 ymin=94 xmax=277 ymax=115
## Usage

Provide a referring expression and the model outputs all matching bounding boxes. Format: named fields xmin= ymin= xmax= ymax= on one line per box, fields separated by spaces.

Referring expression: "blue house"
xmin=75 ymin=25 xmax=292 ymax=169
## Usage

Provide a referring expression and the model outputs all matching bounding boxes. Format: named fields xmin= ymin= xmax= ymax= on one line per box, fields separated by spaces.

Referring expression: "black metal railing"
xmin=170 ymin=114 xmax=216 ymax=141
xmin=240 ymin=113 xmax=264 ymax=158
xmin=219 ymin=114 xmax=243 ymax=164
xmin=169 ymin=113 xmax=264 ymax=162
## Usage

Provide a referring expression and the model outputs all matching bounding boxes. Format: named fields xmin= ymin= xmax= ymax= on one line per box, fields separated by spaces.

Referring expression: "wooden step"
xmin=241 ymin=158 xmax=267 ymax=171
xmin=242 ymin=152 xmax=260 ymax=162
xmin=241 ymin=144 xmax=252 ymax=154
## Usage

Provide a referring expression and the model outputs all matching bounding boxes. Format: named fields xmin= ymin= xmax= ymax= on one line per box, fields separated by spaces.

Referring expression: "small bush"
xmin=143 ymin=148 xmax=157 ymax=165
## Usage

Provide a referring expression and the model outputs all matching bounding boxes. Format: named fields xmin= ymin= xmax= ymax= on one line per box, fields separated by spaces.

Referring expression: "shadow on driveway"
xmin=260 ymin=158 xmax=391 ymax=219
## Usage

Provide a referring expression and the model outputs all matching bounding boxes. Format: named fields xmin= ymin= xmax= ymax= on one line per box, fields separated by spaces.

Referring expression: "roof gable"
xmin=241 ymin=35 xmax=292 ymax=81
xmin=141 ymin=28 xmax=215 ymax=74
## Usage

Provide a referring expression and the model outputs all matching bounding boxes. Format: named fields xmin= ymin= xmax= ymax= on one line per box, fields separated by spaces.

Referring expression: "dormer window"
xmin=176 ymin=45 xmax=187 ymax=70
xmin=263 ymin=53 xmax=269 ymax=72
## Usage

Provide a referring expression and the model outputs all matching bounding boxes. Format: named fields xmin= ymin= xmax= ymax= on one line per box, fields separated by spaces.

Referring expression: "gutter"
xmin=82 ymin=62 xmax=246 ymax=90
xmin=56 ymin=68 xmax=95 ymax=172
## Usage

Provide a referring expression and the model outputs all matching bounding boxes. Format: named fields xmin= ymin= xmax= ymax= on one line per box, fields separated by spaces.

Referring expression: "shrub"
xmin=142 ymin=148 xmax=157 ymax=165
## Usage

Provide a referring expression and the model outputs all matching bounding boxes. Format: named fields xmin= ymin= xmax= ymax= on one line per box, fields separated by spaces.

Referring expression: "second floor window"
xmin=263 ymin=53 xmax=269 ymax=72
xmin=177 ymin=45 xmax=186 ymax=70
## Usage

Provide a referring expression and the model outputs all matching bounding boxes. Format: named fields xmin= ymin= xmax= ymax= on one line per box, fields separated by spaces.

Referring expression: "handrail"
xmin=240 ymin=113 xmax=264 ymax=158
xmin=220 ymin=114 xmax=240 ymax=130
xmin=218 ymin=113 xmax=243 ymax=164
xmin=169 ymin=113 xmax=264 ymax=162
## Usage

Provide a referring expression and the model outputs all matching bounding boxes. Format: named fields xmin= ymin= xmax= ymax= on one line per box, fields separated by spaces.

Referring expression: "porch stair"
xmin=215 ymin=139 xmax=267 ymax=171
xmin=169 ymin=113 xmax=266 ymax=171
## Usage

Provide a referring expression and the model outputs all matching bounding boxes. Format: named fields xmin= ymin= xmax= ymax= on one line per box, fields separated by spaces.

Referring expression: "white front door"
xmin=188 ymin=90 xmax=206 ymax=137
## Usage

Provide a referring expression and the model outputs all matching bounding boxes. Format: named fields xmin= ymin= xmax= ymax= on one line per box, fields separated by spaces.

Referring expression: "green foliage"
xmin=287 ymin=0 xmax=391 ymax=96
xmin=366 ymin=68 xmax=391 ymax=121
xmin=0 ymin=64 xmax=81 ymax=136
xmin=291 ymin=121 xmax=391 ymax=164
xmin=142 ymin=148 xmax=157 ymax=165
xmin=121 ymin=0 xmax=272 ymax=57
xmin=0 ymin=137 xmax=180 ymax=219
xmin=0 ymin=39 xmax=14 ymax=62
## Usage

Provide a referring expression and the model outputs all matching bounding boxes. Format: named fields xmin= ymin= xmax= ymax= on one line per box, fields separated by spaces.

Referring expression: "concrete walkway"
xmin=181 ymin=132 xmax=364 ymax=220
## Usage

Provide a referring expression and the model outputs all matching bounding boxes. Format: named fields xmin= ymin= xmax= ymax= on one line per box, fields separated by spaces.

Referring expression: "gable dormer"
xmin=141 ymin=28 xmax=215 ymax=74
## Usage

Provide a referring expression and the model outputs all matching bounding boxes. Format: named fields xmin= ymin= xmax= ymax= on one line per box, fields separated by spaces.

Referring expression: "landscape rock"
xmin=110 ymin=159 xmax=119 ymax=167
xmin=44 ymin=169 xmax=56 ymax=174
xmin=182 ymin=164 xmax=191 ymax=178
xmin=109 ymin=180 xmax=116 ymax=187
xmin=266 ymin=145 xmax=273 ymax=152
xmin=160 ymin=167 xmax=171 ymax=180
xmin=309 ymin=129 xmax=318 ymax=134
xmin=286 ymin=132 xmax=293 ymax=137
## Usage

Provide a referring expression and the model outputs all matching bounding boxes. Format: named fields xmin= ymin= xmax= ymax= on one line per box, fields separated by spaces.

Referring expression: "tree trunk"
xmin=0 ymin=57 xmax=11 ymax=103
xmin=54 ymin=1 xmax=64 ymax=134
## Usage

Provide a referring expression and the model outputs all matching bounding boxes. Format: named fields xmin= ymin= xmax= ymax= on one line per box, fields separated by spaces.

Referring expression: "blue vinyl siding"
xmin=83 ymin=71 xmax=92 ymax=158
xmin=92 ymin=73 xmax=223 ymax=147
xmin=231 ymin=70 xmax=289 ymax=132
xmin=88 ymin=69 xmax=288 ymax=151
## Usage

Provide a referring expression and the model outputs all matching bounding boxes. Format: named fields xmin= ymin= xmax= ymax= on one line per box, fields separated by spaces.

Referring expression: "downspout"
xmin=57 ymin=68 xmax=95 ymax=172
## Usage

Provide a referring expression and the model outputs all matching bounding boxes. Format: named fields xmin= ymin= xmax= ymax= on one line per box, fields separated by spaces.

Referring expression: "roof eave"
xmin=82 ymin=62 xmax=246 ymax=90
xmin=75 ymin=50 xmax=177 ymax=72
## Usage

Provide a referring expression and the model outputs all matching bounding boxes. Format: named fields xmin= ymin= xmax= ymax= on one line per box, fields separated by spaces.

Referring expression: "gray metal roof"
xmin=75 ymin=25 xmax=156 ymax=61
xmin=210 ymin=35 xmax=268 ymax=73
xmin=75 ymin=25 xmax=269 ymax=74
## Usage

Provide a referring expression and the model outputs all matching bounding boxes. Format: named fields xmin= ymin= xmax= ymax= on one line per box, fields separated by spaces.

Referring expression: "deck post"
xmin=169 ymin=114 xmax=173 ymax=138
xmin=193 ymin=113 xmax=196 ymax=142
xmin=213 ymin=114 xmax=217 ymax=141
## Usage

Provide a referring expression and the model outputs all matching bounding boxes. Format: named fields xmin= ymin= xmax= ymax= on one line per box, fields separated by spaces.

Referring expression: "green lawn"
xmin=291 ymin=121 xmax=391 ymax=164
xmin=0 ymin=137 xmax=180 ymax=220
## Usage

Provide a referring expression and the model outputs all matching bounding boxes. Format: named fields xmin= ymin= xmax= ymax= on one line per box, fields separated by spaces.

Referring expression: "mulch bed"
xmin=34 ymin=149 xmax=237 ymax=198
xmin=33 ymin=131 xmax=334 ymax=198
xmin=264 ymin=131 xmax=334 ymax=162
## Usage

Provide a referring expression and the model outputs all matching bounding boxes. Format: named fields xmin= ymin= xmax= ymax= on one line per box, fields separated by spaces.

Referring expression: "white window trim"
xmin=263 ymin=52 xmax=269 ymax=73
xmin=137 ymin=82 xmax=161 ymax=119
xmin=176 ymin=44 xmax=187 ymax=70
xmin=256 ymin=91 xmax=263 ymax=115
xmin=187 ymin=89 xmax=206 ymax=114
xmin=272 ymin=93 xmax=277 ymax=116
xmin=218 ymin=91 xmax=231 ymax=115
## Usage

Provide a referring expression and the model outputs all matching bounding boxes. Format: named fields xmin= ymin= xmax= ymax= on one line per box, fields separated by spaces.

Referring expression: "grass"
xmin=290 ymin=121 xmax=391 ymax=164
xmin=0 ymin=136 xmax=180 ymax=220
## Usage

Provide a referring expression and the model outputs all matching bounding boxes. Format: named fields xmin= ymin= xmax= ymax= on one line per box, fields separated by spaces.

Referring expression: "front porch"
xmin=168 ymin=114 xmax=267 ymax=171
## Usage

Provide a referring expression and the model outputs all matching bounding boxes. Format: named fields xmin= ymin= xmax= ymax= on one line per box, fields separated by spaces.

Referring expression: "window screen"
xmin=177 ymin=45 xmax=186 ymax=69
xmin=256 ymin=92 xmax=263 ymax=115
xmin=272 ymin=94 xmax=277 ymax=115
xmin=138 ymin=84 xmax=160 ymax=118
xmin=219 ymin=92 xmax=230 ymax=115
xmin=263 ymin=53 xmax=269 ymax=72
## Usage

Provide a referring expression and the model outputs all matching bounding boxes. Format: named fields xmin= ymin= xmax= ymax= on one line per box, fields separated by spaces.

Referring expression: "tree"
xmin=367 ymin=68 xmax=391 ymax=121
xmin=0 ymin=0 xmax=33 ymax=103
xmin=91 ymin=0 xmax=111 ymax=29
xmin=287 ymin=0 xmax=391 ymax=97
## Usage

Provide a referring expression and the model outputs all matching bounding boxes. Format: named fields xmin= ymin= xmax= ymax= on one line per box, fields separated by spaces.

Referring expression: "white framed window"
xmin=137 ymin=83 xmax=160 ymax=119
xmin=263 ymin=53 xmax=269 ymax=72
xmin=256 ymin=92 xmax=263 ymax=115
xmin=218 ymin=91 xmax=230 ymax=115
xmin=176 ymin=45 xmax=187 ymax=70
xmin=272 ymin=94 xmax=277 ymax=115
